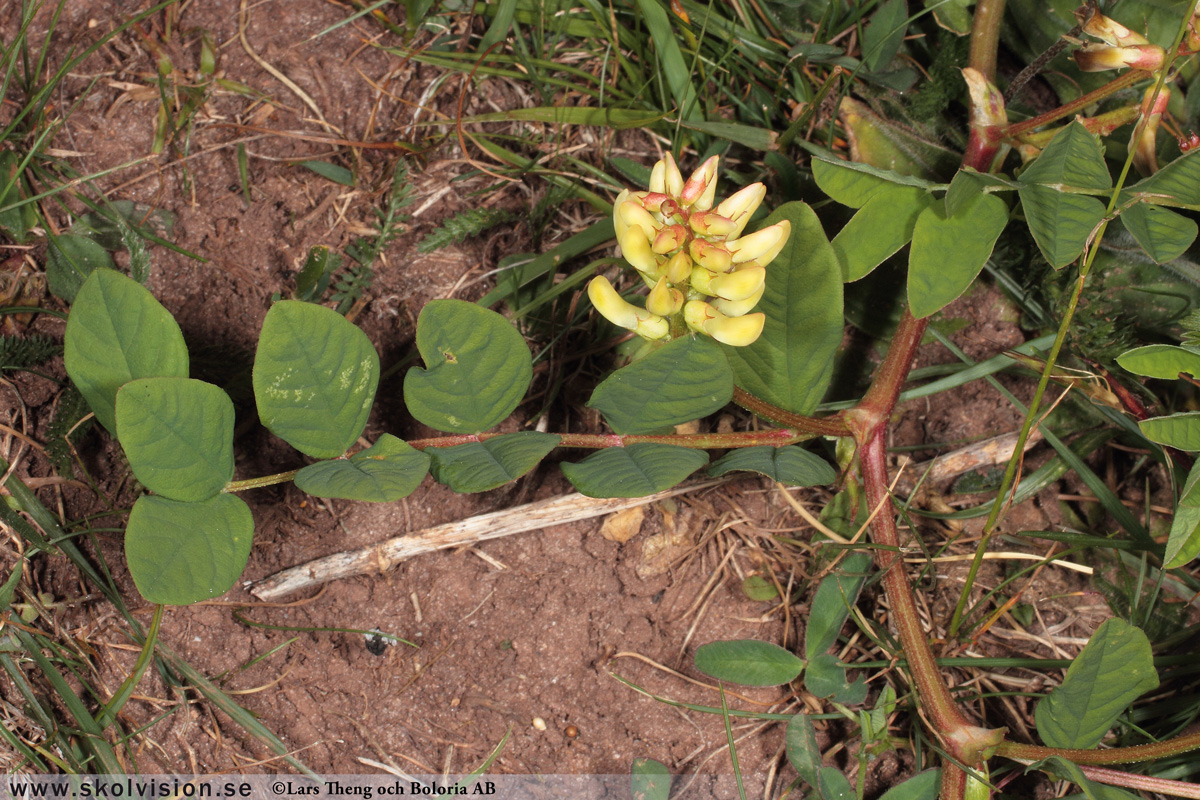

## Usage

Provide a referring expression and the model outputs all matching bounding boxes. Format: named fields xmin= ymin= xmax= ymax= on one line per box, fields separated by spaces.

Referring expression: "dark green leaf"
xmin=631 ymin=758 xmax=671 ymax=800
xmin=805 ymin=551 xmax=875 ymax=659
xmin=294 ymin=434 xmax=431 ymax=502
xmin=741 ymin=575 xmax=779 ymax=601
xmin=1164 ymin=504 xmax=1200 ymax=569
xmin=863 ymin=0 xmax=908 ymax=71
xmin=1126 ymin=149 xmax=1200 ymax=207
xmin=909 ymin=192 xmax=1008 ymax=318
xmin=804 ymin=653 xmax=869 ymax=703
xmin=811 ymin=157 xmax=936 ymax=208
xmin=831 ymin=185 xmax=932 ymax=281
xmin=1034 ymin=618 xmax=1158 ymax=749
xmin=1117 ymin=344 xmax=1200 ymax=379
xmin=694 ymin=639 xmax=805 ymax=686
xmin=404 ymin=299 xmax=532 ymax=433
xmin=298 ymin=160 xmax=355 ymax=186
xmin=786 ymin=714 xmax=821 ymax=787
xmin=253 ymin=300 xmax=380 ymax=459
xmin=294 ymin=245 xmax=341 ymax=301
xmin=1139 ymin=412 xmax=1200 ymax=450
xmin=878 ymin=770 xmax=942 ymax=800
xmin=68 ymin=200 xmax=175 ymax=250
xmin=589 ymin=337 xmax=733 ymax=434
xmin=64 ymin=269 xmax=189 ymax=433
xmin=1018 ymin=122 xmax=1112 ymax=191
xmin=561 ymin=444 xmax=708 ymax=498
xmin=818 ymin=767 xmax=855 ymax=800
xmin=1119 ymin=203 xmax=1197 ymax=264
xmin=125 ymin=494 xmax=254 ymax=605
xmin=1018 ymin=185 xmax=1106 ymax=269
xmin=115 ymin=378 xmax=234 ymax=502
xmin=724 ymin=203 xmax=844 ymax=414
xmin=428 ymin=432 xmax=559 ymax=493
xmin=46 ymin=233 xmax=115 ymax=303
xmin=708 ymin=446 xmax=836 ymax=486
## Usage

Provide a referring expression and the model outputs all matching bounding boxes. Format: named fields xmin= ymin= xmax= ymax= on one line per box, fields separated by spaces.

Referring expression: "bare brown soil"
xmin=0 ymin=0 xmax=1137 ymax=791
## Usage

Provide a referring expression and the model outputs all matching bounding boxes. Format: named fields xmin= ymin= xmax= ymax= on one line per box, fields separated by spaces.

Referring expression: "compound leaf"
xmin=1139 ymin=412 xmax=1200 ymax=450
xmin=1126 ymin=148 xmax=1200 ymax=207
xmin=831 ymin=185 xmax=932 ymax=282
xmin=1018 ymin=121 xmax=1111 ymax=190
xmin=253 ymin=300 xmax=380 ymax=459
xmin=294 ymin=434 xmax=430 ymax=502
xmin=404 ymin=299 xmax=532 ymax=433
xmin=708 ymin=446 xmax=836 ymax=486
xmin=115 ymin=378 xmax=234 ymax=502
xmin=64 ymin=269 xmax=189 ymax=434
xmin=694 ymin=639 xmax=804 ymax=686
xmin=724 ymin=202 xmax=843 ymax=414
xmin=1034 ymin=618 xmax=1158 ymax=749
xmin=1119 ymin=203 xmax=1197 ymax=264
xmin=125 ymin=494 xmax=254 ymax=606
xmin=428 ymin=432 xmax=560 ymax=493
xmin=589 ymin=336 xmax=732 ymax=434
xmin=1018 ymin=185 xmax=1106 ymax=269
xmin=908 ymin=192 xmax=1008 ymax=318
xmin=561 ymin=443 xmax=707 ymax=498
xmin=805 ymin=653 xmax=869 ymax=704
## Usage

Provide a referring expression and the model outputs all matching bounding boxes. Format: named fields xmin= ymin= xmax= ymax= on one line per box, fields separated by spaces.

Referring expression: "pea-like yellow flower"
xmin=590 ymin=153 xmax=787 ymax=346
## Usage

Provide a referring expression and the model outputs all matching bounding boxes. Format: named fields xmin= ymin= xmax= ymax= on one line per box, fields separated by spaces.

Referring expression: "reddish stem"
xmin=407 ymin=427 xmax=809 ymax=450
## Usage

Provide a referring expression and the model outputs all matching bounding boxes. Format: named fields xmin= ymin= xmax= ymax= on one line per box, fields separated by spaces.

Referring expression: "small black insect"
xmin=364 ymin=628 xmax=393 ymax=656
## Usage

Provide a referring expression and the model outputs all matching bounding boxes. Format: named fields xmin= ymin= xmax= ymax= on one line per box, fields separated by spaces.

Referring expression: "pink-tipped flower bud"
xmin=689 ymin=239 xmax=734 ymax=272
xmin=680 ymin=155 xmax=719 ymax=210
xmin=649 ymin=152 xmax=684 ymax=197
xmin=715 ymin=183 xmax=766 ymax=237
xmin=728 ymin=220 xmax=790 ymax=265
xmin=710 ymin=265 xmax=766 ymax=301
xmin=639 ymin=192 xmax=670 ymax=213
xmin=652 ymin=224 xmax=689 ymax=254
xmin=1076 ymin=7 xmax=1149 ymax=46
xmin=664 ymin=251 xmax=693 ymax=284
xmin=617 ymin=200 xmax=661 ymax=242
xmin=646 ymin=277 xmax=684 ymax=316
xmin=1133 ymin=85 xmax=1170 ymax=175
xmin=1074 ymin=43 xmax=1164 ymax=72
xmin=688 ymin=211 xmax=737 ymax=237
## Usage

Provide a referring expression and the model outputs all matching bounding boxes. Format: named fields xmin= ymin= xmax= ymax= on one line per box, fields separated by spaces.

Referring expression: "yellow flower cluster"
xmin=588 ymin=153 xmax=790 ymax=347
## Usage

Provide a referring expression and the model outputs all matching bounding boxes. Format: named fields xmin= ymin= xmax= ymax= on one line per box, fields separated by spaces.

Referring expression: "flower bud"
xmin=728 ymin=220 xmax=790 ymax=265
xmin=1076 ymin=7 xmax=1149 ymax=46
xmin=664 ymin=251 xmax=693 ymax=284
xmin=588 ymin=276 xmax=668 ymax=340
xmin=712 ymin=284 xmax=764 ymax=317
xmin=1133 ymin=85 xmax=1170 ymax=175
xmin=617 ymin=200 xmax=661 ymax=241
xmin=689 ymin=239 xmax=733 ymax=272
xmin=649 ymin=152 xmax=684 ymax=197
xmin=639 ymin=192 xmax=670 ymax=213
xmin=688 ymin=211 xmax=737 ymax=237
xmin=680 ymin=155 xmax=719 ymax=211
xmin=646 ymin=277 xmax=684 ymax=316
xmin=652 ymin=224 xmax=689 ymax=254
xmin=1074 ymin=43 xmax=1164 ymax=72
xmin=689 ymin=265 xmax=718 ymax=296
xmin=684 ymin=300 xmax=764 ymax=345
xmin=716 ymin=183 xmax=766 ymax=237
xmin=710 ymin=265 xmax=766 ymax=301
xmin=616 ymin=226 xmax=659 ymax=273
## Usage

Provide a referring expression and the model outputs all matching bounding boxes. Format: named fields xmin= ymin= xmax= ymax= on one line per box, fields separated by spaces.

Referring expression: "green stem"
xmin=997 ymin=731 xmax=1200 ymax=766
xmin=224 ymin=469 xmax=300 ymax=492
xmin=967 ymin=0 xmax=1006 ymax=80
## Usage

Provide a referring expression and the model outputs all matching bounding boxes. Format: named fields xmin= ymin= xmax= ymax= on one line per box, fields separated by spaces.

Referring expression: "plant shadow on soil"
xmin=0 ymin=0 xmax=1146 ymax=790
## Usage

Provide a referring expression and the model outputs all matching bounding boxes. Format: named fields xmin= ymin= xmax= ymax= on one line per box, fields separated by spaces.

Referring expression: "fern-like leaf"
xmin=1181 ymin=309 xmax=1200 ymax=348
xmin=46 ymin=386 xmax=93 ymax=474
xmin=0 ymin=334 xmax=60 ymax=372
xmin=418 ymin=208 xmax=515 ymax=254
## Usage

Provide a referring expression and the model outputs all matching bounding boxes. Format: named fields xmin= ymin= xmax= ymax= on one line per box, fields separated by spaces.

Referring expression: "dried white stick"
xmin=250 ymin=478 xmax=731 ymax=601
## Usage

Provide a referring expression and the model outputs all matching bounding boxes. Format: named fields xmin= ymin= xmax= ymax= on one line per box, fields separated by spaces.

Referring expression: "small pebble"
xmin=532 ymin=717 xmax=547 ymax=731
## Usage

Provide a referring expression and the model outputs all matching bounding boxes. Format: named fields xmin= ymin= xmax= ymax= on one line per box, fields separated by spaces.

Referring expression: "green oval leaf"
xmin=741 ymin=575 xmax=779 ymax=601
xmin=805 ymin=551 xmax=875 ymax=659
xmin=1034 ymin=618 xmax=1159 ymax=749
xmin=126 ymin=494 xmax=254 ymax=605
xmin=811 ymin=157 xmax=936 ymax=208
xmin=804 ymin=653 xmax=869 ymax=704
xmin=1139 ymin=412 xmax=1200 ymax=450
xmin=1018 ymin=121 xmax=1112 ymax=191
xmin=831 ymin=186 xmax=932 ymax=282
xmin=708 ymin=446 xmax=836 ymax=485
xmin=560 ymin=443 xmax=708 ymax=498
xmin=588 ymin=337 xmax=733 ymax=434
xmin=1119 ymin=204 xmax=1197 ymax=264
xmin=1117 ymin=344 xmax=1200 ymax=379
xmin=1018 ymin=185 xmax=1106 ymax=269
xmin=878 ymin=770 xmax=942 ymax=800
xmin=1164 ymin=504 xmax=1200 ymax=569
xmin=694 ymin=639 xmax=804 ymax=686
xmin=46 ymin=233 xmax=116 ymax=303
xmin=253 ymin=300 xmax=380 ymax=459
xmin=908 ymin=193 xmax=1009 ymax=318
xmin=630 ymin=758 xmax=671 ymax=800
xmin=724 ymin=202 xmax=844 ymax=415
xmin=404 ymin=299 xmax=533 ymax=433
xmin=1127 ymin=148 xmax=1200 ymax=207
xmin=428 ymin=432 xmax=560 ymax=493
xmin=785 ymin=714 xmax=821 ymax=787
xmin=64 ymin=269 xmax=189 ymax=434
xmin=115 ymin=378 xmax=234 ymax=502
xmin=818 ymin=767 xmax=855 ymax=800
xmin=294 ymin=434 xmax=430 ymax=502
